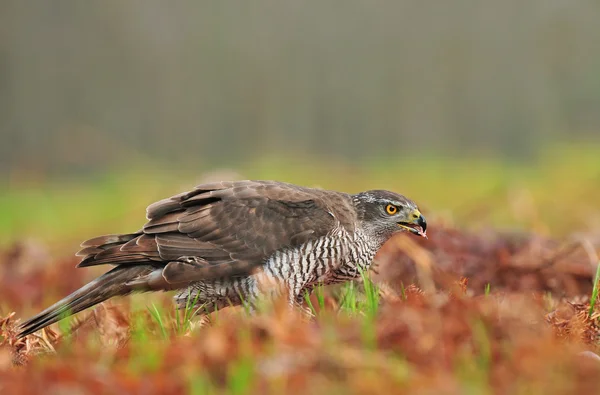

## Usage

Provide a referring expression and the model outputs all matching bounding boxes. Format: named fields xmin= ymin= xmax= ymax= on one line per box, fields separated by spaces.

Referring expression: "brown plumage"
xmin=18 ymin=180 xmax=426 ymax=338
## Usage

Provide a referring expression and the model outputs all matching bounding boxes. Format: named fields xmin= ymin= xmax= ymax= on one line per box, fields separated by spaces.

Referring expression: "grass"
xmin=2 ymin=142 xmax=599 ymax=249
xmin=589 ymin=261 xmax=600 ymax=317
xmin=178 ymin=289 xmax=204 ymax=335
xmin=338 ymin=281 xmax=358 ymax=314
xmin=304 ymin=284 xmax=326 ymax=317
xmin=360 ymin=269 xmax=380 ymax=319
xmin=145 ymin=290 xmax=212 ymax=339
xmin=148 ymin=304 xmax=169 ymax=340
xmin=227 ymin=328 xmax=256 ymax=395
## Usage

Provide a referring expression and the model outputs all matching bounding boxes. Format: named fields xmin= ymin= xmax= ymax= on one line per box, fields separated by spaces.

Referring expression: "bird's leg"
xmin=173 ymin=287 xmax=223 ymax=321
xmin=188 ymin=313 xmax=213 ymax=331
xmin=296 ymin=297 xmax=316 ymax=319
xmin=288 ymin=284 xmax=318 ymax=319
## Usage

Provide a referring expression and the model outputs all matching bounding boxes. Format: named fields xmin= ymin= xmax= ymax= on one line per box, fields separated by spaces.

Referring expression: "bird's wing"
xmin=77 ymin=181 xmax=344 ymax=282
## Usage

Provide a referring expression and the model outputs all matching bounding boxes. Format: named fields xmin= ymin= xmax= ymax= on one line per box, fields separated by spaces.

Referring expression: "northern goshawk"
xmin=18 ymin=180 xmax=427 ymax=337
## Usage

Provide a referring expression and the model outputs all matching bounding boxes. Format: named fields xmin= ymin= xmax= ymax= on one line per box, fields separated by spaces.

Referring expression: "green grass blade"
xmin=400 ymin=282 xmax=407 ymax=301
xmin=304 ymin=290 xmax=317 ymax=316
xmin=147 ymin=303 xmax=168 ymax=340
xmin=316 ymin=284 xmax=325 ymax=310
xmin=589 ymin=261 xmax=600 ymax=317
xmin=339 ymin=281 xmax=357 ymax=314
xmin=360 ymin=270 xmax=379 ymax=319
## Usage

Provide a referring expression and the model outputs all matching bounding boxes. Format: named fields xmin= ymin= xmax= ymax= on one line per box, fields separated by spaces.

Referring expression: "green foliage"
xmin=304 ymin=291 xmax=317 ymax=317
xmin=128 ymin=312 xmax=162 ymax=373
xmin=148 ymin=303 xmax=168 ymax=341
xmin=338 ymin=281 xmax=358 ymax=314
xmin=188 ymin=373 xmax=217 ymax=395
xmin=177 ymin=289 xmax=204 ymax=336
xmin=454 ymin=320 xmax=493 ymax=395
xmin=227 ymin=329 xmax=256 ymax=395
xmin=589 ymin=261 xmax=600 ymax=317
xmin=358 ymin=271 xmax=380 ymax=350
xmin=360 ymin=270 xmax=380 ymax=320
xmin=2 ymin=143 xmax=600 ymax=246
xmin=188 ymin=374 xmax=215 ymax=395
xmin=304 ymin=284 xmax=325 ymax=317
xmin=484 ymin=283 xmax=491 ymax=297
xmin=400 ymin=282 xmax=407 ymax=301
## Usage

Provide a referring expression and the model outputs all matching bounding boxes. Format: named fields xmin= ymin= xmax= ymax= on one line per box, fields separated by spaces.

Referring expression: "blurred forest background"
xmin=1 ymin=1 xmax=599 ymax=246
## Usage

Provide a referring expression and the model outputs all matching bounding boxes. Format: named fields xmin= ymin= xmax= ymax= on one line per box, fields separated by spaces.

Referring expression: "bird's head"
xmin=352 ymin=190 xmax=427 ymax=243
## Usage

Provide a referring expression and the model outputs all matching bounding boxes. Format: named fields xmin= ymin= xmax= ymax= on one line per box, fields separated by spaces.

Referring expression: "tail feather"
xmin=17 ymin=265 xmax=156 ymax=338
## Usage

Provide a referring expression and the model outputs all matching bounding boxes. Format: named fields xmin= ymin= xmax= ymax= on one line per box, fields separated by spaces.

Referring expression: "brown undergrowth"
xmin=1 ymin=224 xmax=600 ymax=394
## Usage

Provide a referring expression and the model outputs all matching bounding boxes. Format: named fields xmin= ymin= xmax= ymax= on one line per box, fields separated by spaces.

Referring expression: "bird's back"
xmin=18 ymin=180 xmax=424 ymax=339
xmin=18 ymin=181 xmax=358 ymax=337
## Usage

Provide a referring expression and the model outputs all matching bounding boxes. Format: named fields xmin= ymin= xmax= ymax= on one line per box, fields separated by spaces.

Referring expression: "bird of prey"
xmin=18 ymin=180 xmax=427 ymax=338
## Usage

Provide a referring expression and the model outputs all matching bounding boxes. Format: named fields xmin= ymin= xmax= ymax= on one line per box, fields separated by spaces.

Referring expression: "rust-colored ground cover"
xmin=1 ymin=223 xmax=600 ymax=394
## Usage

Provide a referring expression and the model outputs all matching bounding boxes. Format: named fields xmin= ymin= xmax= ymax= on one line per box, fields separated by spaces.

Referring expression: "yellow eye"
xmin=385 ymin=204 xmax=398 ymax=215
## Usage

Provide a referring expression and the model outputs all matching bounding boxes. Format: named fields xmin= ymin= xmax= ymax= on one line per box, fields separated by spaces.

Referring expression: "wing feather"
xmin=77 ymin=180 xmax=354 ymax=282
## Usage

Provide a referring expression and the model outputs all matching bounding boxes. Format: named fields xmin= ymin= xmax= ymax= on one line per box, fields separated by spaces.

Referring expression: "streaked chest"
xmin=266 ymin=229 xmax=377 ymax=283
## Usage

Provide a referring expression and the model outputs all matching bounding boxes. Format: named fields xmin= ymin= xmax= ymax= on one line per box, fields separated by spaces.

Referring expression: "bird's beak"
xmin=398 ymin=209 xmax=427 ymax=239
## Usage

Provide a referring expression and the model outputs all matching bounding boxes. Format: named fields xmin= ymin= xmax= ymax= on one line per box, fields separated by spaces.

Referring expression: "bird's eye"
xmin=385 ymin=204 xmax=398 ymax=215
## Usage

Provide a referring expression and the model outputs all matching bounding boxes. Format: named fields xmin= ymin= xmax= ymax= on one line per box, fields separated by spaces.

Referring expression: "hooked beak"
xmin=398 ymin=210 xmax=427 ymax=239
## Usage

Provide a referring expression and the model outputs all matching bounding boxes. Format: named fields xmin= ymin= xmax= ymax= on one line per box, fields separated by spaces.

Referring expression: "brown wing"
xmin=77 ymin=180 xmax=349 ymax=283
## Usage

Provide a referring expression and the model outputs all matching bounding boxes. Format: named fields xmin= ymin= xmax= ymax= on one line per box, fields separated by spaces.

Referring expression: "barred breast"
xmin=262 ymin=228 xmax=379 ymax=302
xmin=177 ymin=229 xmax=379 ymax=312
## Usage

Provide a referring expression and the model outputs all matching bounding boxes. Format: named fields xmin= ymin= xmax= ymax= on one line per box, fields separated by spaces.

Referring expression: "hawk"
xmin=18 ymin=180 xmax=427 ymax=338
